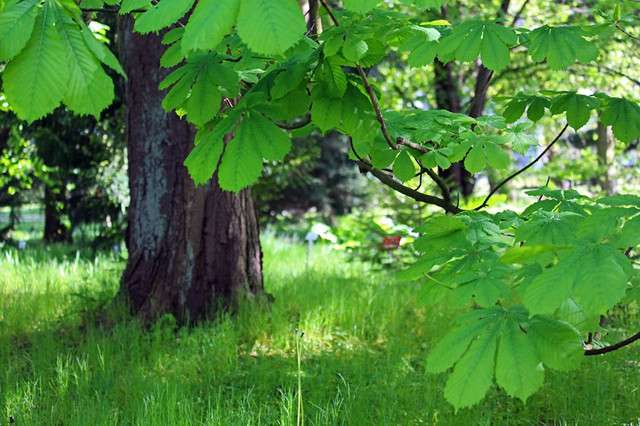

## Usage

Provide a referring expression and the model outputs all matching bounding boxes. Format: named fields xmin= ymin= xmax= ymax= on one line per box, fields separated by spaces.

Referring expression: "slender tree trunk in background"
xmin=43 ymin=185 xmax=71 ymax=243
xmin=434 ymin=60 xmax=475 ymax=197
xmin=597 ymin=121 xmax=616 ymax=195
xmin=118 ymin=19 xmax=264 ymax=323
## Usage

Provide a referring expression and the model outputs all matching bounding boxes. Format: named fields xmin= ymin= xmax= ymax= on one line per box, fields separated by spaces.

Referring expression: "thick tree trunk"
xmin=118 ymin=19 xmax=264 ymax=323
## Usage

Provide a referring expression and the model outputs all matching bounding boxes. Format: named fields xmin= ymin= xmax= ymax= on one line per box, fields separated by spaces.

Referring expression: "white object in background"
xmin=305 ymin=231 xmax=319 ymax=270
xmin=18 ymin=240 xmax=26 ymax=250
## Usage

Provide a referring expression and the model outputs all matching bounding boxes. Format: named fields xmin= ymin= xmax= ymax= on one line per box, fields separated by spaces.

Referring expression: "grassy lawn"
xmin=1 ymin=237 xmax=639 ymax=425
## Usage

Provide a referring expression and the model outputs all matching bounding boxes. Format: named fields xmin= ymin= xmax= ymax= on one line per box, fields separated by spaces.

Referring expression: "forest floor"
xmin=1 ymin=236 xmax=640 ymax=425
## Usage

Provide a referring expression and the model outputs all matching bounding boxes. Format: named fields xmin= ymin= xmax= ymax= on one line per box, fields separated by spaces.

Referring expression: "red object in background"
xmin=382 ymin=236 xmax=402 ymax=250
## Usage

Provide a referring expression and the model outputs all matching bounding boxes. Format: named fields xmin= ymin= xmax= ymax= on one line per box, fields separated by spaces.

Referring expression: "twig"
xmin=319 ymin=0 xmax=340 ymax=27
xmin=584 ymin=330 xmax=640 ymax=356
xmin=356 ymin=67 xmax=398 ymax=150
xmin=319 ymin=0 xmax=398 ymax=150
xmin=616 ymin=24 xmax=640 ymax=43
xmin=510 ymin=0 xmax=530 ymax=26
xmin=475 ymin=123 xmax=569 ymax=210
xmin=276 ymin=114 xmax=311 ymax=130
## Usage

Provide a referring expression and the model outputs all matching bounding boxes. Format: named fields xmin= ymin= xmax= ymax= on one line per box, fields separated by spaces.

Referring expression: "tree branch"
xmin=475 ymin=123 xmax=570 ymax=210
xmin=584 ymin=330 xmax=640 ymax=356
xmin=357 ymin=160 xmax=461 ymax=213
xmin=319 ymin=0 xmax=398 ymax=150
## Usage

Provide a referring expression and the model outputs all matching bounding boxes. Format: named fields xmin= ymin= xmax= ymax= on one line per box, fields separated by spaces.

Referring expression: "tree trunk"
xmin=118 ymin=18 xmax=264 ymax=324
xmin=597 ymin=121 xmax=616 ymax=195
xmin=433 ymin=60 xmax=475 ymax=197
xmin=43 ymin=185 xmax=71 ymax=243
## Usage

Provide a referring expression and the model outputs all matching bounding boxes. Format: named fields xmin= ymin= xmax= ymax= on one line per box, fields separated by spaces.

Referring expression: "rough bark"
xmin=118 ymin=18 xmax=264 ymax=323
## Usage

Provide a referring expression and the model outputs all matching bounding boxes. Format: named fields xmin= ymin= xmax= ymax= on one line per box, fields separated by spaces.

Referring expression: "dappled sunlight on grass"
xmin=1 ymin=236 xmax=640 ymax=425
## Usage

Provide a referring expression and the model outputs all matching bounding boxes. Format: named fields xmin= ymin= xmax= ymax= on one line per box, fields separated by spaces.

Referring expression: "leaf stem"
xmin=475 ymin=123 xmax=569 ymax=210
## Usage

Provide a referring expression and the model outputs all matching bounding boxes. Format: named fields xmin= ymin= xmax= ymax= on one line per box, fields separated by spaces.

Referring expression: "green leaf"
xmin=185 ymin=67 xmax=222 ymax=126
xmin=342 ymin=36 xmax=368 ymax=63
xmin=516 ymin=210 xmax=582 ymax=246
xmin=439 ymin=21 xmax=517 ymax=71
xmin=245 ymin=113 xmax=292 ymax=161
xmin=600 ymin=97 xmax=640 ymax=143
xmin=444 ymin=318 xmax=500 ymax=410
xmin=184 ymin=125 xmax=226 ymax=185
xmin=236 ymin=0 xmax=306 ymax=55
xmin=343 ymin=0 xmax=379 ymax=13
xmin=317 ymin=56 xmax=347 ymax=97
xmin=526 ymin=25 xmax=598 ymax=70
xmin=160 ymin=40 xmax=184 ymax=68
xmin=81 ymin=26 xmax=125 ymax=77
xmin=311 ymin=91 xmax=342 ymax=133
xmin=0 ymin=0 xmax=39 ymax=61
xmin=425 ymin=320 xmax=486 ymax=374
xmin=218 ymin=116 xmax=264 ymax=191
xmin=393 ymin=150 xmax=416 ymax=182
xmin=182 ymin=0 xmax=239 ymax=54
xmin=3 ymin=2 xmax=69 ymax=122
xmin=55 ymin=6 xmax=114 ymax=116
xmin=523 ymin=244 xmax=630 ymax=316
xmin=120 ymin=0 xmax=150 ymax=14
xmin=134 ymin=0 xmax=195 ymax=34
xmin=495 ymin=321 xmax=544 ymax=401
xmin=464 ymin=136 xmax=510 ymax=173
xmin=550 ymin=92 xmax=599 ymax=130
xmin=528 ymin=316 xmax=582 ymax=371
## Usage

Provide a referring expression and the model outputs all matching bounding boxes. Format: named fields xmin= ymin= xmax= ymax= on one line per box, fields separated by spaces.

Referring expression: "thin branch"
xmin=584 ymin=330 xmax=640 ymax=356
xmin=276 ymin=114 xmax=311 ymax=130
xmin=81 ymin=7 xmax=146 ymax=13
xmin=357 ymin=160 xmax=461 ymax=213
xmin=475 ymin=123 xmax=570 ymax=210
xmin=510 ymin=0 xmax=530 ymax=26
xmin=425 ymin=167 xmax=453 ymax=204
xmin=356 ymin=67 xmax=398 ymax=150
xmin=319 ymin=0 xmax=339 ymax=27
xmin=616 ymin=24 xmax=640 ymax=43
xmin=319 ymin=0 xmax=398 ymax=150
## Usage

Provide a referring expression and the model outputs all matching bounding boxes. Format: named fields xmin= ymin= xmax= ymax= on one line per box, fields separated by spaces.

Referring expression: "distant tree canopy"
xmin=1 ymin=0 xmax=640 ymax=410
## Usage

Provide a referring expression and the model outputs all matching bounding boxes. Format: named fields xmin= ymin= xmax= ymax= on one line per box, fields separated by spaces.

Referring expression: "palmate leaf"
xmin=428 ymin=306 xmax=582 ymax=409
xmin=502 ymin=93 xmax=551 ymax=123
xmin=438 ymin=21 xmax=517 ymax=71
xmin=599 ymin=97 xmax=640 ymax=143
xmin=236 ymin=0 xmax=306 ymax=56
xmin=549 ymin=92 xmax=599 ymax=130
xmin=182 ymin=0 xmax=239 ymax=54
xmin=526 ymin=25 xmax=598 ymax=70
xmin=0 ymin=0 xmax=39 ymax=61
xmin=218 ymin=112 xmax=291 ymax=191
xmin=463 ymin=135 xmax=510 ymax=173
xmin=3 ymin=0 xmax=69 ymax=122
xmin=160 ymin=54 xmax=240 ymax=124
xmin=522 ymin=244 xmax=630 ymax=317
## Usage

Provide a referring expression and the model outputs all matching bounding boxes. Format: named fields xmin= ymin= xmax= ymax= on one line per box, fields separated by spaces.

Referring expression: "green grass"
xmin=1 ymin=236 xmax=640 ymax=425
